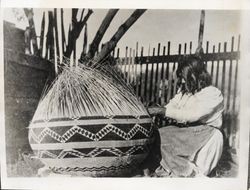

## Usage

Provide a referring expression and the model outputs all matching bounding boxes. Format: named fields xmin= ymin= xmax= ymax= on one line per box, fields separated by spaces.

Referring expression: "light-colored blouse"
xmin=164 ymin=86 xmax=224 ymax=128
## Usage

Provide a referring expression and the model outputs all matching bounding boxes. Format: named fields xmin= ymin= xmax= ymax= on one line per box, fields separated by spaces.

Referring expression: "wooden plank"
xmin=149 ymin=48 xmax=155 ymax=103
xmin=24 ymin=8 xmax=39 ymax=55
xmin=144 ymin=45 xmax=150 ymax=103
xmin=4 ymin=49 xmax=52 ymax=72
xmin=184 ymin=43 xmax=187 ymax=55
xmin=53 ymin=9 xmax=60 ymax=58
xmin=124 ymin=46 xmax=128 ymax=83
xmin=233 ymin=35 xmax=240 ymax=112
xmin=211 ymin=45 xmax=215 ymax=81
xmin=155 ymin=43 xmax=161 ymax=104
xmin=221 ymin=42 xmax=227 ymax=95
xmin=227 ymin=37 xmax=234 ymax=111
xmin=189 ymin=41 xmax=192 ymax=54
xmin=5 ymin=84 xmax=43 ymax=99
xmin=215 ymin=43 xmax=221 ymax=87
xmin=165 ymin=41 xmax=171 ymax=103
xmin=39 ymin=12 xmax=45 ymax=57
xmin=139 ymin=46 xmax=144 ymax=100
xmin=173 ymin=44 xmax=181 ymax=71
xmin=161 ymin=46 xmax=166 ymax=105
xmin=167 ymin=70 xmax=173 ymax=103
xmin=128 ymin=48 xmax=132 ymax=84
xmin=61 ymin=9 xmax=66 ymax=53
xmin=116 ymin=48 xmax=121 ymax=70
xmin=205 ymin=41 xmax=209 ymax=68
xmin=197 ymin=10 xmax=205 ymax=50
xmin=45 ymin=11 xmax=54 ymax=60
xmin=172 ymin=44 xmax=181 ymax=97
xmin=135 ymin=46 xmax=140 ymax=97
xmin=132 ymin=51 xmax=240 ymax=64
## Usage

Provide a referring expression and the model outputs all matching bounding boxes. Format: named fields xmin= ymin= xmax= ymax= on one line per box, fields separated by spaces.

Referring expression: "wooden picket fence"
xmin=113 ymin=36 xmax=241 ymax=150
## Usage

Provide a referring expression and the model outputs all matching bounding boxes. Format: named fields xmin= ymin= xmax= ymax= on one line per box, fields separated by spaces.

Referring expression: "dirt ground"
xmin=7 ymin=145 xmax=238 ymax=178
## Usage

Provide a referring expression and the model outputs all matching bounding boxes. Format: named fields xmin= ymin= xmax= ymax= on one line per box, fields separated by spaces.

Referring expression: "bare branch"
xmin=85 ymin=9 xmax=119 ymax=60
xmin=95 ymin=9 xmax=146 ymax=63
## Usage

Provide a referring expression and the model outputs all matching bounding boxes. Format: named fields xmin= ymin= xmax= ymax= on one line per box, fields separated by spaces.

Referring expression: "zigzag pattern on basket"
xmin=30 ymin=124 xmax=153 ymax=143
xmin=51 ymin=162 xmax=138 ymax=173
xmin=38 ymin=145 xmax=149 ymax=159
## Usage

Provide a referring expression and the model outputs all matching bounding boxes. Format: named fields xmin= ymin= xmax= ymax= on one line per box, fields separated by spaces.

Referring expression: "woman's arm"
xmin=165 ymin=86 xmax=224 ymax=123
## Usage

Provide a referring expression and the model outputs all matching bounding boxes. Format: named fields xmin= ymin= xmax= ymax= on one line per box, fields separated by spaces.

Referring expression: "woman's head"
xmin=176 ymin=55 xmax=212 ymax=94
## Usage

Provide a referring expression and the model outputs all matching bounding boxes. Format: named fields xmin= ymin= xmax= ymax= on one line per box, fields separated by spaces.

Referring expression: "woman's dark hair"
xmin=176 ymin=55 xmax=212 ymax=94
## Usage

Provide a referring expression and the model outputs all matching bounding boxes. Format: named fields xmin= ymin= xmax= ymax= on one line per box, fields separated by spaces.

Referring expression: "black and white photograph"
xmin=0 ymin=1 xmax=249 ymax=190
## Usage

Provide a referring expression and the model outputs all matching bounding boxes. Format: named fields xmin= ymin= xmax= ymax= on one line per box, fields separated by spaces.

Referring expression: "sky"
xmin=3 ymin=8 xmax=241 ymax=58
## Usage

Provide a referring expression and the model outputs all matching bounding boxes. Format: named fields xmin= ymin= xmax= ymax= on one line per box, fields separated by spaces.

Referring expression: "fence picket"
xmin=221 ymin=42 xmax=227 ymax=95
xmin=172 ymin=44 xmax=181 ymax=97
xmin=144 ymin=45 xmax=150 ymax=103
xmin=215 ymin=43 xmax=221 ymax=87
xmin=160 ymin=46 xmax=166 ymax=105
xmin=211 ymin=45 xmax=215 ymax=81
xmin=205 ymin=41 xmax=209 ymax=68
xmin=233 ymin=35 xmax=240 ymax=112
xmin=189 ymin=41 xmax=192 ymax=54
xmin=155 ymin=43 xmax=161 ymax=104
xmin=227 ymin=37 xmax=234 ymax=112
xmin=149 ymin=48 xmax=155 ymax=103
xmin=139 ymin=47 xmax=144 ymax=100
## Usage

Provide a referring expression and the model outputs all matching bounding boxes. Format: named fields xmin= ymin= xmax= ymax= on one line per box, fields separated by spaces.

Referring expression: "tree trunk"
xmin=85 ymin=9 xmax=119 ymax=60
xmin=94 ymin=9 xmax=146 ymax=63
xmin=24 ymin=8 xmax=39 ymax=55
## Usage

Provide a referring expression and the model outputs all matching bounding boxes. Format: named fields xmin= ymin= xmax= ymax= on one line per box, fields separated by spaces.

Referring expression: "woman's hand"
xmin=147 ymin=106 xmax=166 ymax=116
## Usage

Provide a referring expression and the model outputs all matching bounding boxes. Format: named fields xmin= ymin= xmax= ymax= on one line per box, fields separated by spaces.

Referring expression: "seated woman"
xmin=148 ymin=55 xmax=224 ymax=177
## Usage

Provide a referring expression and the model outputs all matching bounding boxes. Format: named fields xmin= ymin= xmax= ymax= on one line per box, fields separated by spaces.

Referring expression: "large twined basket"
xmin=28 ymin=65 xmax=153 ymax=176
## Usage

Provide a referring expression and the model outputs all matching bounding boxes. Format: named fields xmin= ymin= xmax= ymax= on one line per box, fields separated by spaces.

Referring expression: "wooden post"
xmin=165 ymin=41 xmax=171 ymax=103
xmin=149 ymin=48 xmax=155 ymax=103
xmin=189 ymin=41 xmax=192 ymax=54
xmin=211 ymin=45 xmax=215 ymax=81
xmin=24 ymin=8 xmax=39 ymax=55
xmin=86 ymin=9 xmax=119 ymax=59
xmin=205 ymin=41 xmax=209 ymax=68
xmin=233 ymin=35 xmax=240 ymax=112
xmin=124 ymin=46 xmax=128 ymax=81
xmin=144 ymin=45 xmax=150 ymax=103
xmin=195 ymin=10 xmax=205 ymax=54
xmin=139 ymin=46 xmax=144 ymax=101
xmin=45 ymin=11 xmax=54 ymax=60
xmin=61 ymin=9 xmax=66 ymax=53
xmin=39 ymin=12 xmax=45 ymax=57
xmin=95 ymin=9 xmax=146 ymax=63
xmin=227 ymin=37 xmax=234 ymax=111
xmin=215 ymin=43 xmax=221 ymax=87
xmin=155 ymin=43 xmax=161 ymax=104
xmin=53 ymin=9 xmax=60 ymax=58
xmin=161 ymin=46 xmax=166 ymax=105
xmin=221 ymin=42 xmax=227 ymax=95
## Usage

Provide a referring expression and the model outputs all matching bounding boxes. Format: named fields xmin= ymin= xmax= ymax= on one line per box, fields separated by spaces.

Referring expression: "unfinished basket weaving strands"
xmin=28 ymin=64 xmax=153 ymax=177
